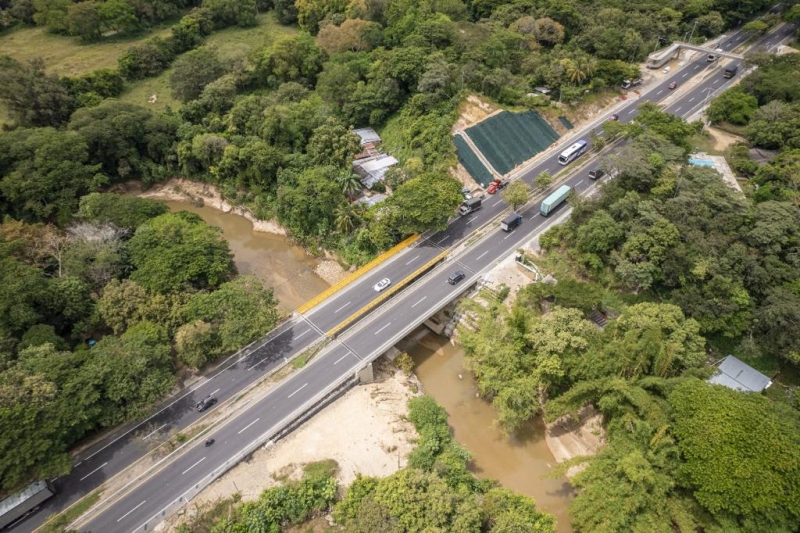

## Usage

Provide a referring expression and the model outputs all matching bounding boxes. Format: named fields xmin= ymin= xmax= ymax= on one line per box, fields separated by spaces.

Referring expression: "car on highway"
xmin=669 ymin=81 xmax=677 ymax=90
xmin=373 ymin=278 xmax=391 ymax=292
xmin=609 ymin=113 xmax=619 ymax=121
xmin=447 ymin=271 xmax=466 ymax=285
xmin=461 ymin=188 xmax=473 ymax=200
xmin=588 ymin=169 xmax=605 ymax=180
xmin=487 ymin=179 xmax=508 ymax=195
xmin=707 ymin=54 xmax=717 ymax=62
xmin=196 ymin=396 xmax=217 ymax=412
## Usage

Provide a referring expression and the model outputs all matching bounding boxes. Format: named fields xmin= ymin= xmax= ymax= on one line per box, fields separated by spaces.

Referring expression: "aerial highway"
xmin=72 ymin=23 xmax=797 ymax=533
xmin=10 ymin=21 xmax=794 ymax=533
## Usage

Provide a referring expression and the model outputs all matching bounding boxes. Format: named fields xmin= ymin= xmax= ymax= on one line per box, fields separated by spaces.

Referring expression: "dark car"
xmin=588 ymin=169 xmax=606 ymax=180
xmin=447 ymin=271 xmax=466 ymax=285
xmin=668 ymin=81 xmax=677 ymax=90
xmin=609 ymin=113 xmax=619 ymax=121
xmin=196 ymin=396 xmax=217 ymax=412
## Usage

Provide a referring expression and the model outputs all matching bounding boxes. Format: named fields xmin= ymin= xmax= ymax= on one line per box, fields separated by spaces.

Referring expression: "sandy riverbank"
xmin=136 ymin=178 xmax=287 ymax=235
xmin=161 ymin=363 xmax=421 ymax=531
xmin=124 ymin=179 xmax=349 ymax=285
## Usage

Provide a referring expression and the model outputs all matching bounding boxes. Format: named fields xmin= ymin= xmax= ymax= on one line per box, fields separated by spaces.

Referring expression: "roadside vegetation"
xmin=0 ymin=0 xmax=796 ymax=522
xmin=0 ymin=194 xmax=282 ymax=492
xmin=460 ymin=104 xmax=800 ymax=531
xmin=707 ymin=53 xmax=800 ymax=205
xmin=175 ymin=396 xmax=556 ymax=532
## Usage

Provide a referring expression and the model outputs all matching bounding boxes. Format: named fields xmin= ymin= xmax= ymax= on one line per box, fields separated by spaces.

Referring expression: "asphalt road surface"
xmin=8 ymin=21 xmax=794 ymax=533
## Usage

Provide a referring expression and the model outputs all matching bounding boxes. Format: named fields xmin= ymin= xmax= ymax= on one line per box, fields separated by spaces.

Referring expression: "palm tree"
xmin=566 ymin=57 xmax=594 ymax=86
xmin=335 ymin=204 xmax=362 ymax=234
xmin=337 ymin=172 xmax=363 ymax=198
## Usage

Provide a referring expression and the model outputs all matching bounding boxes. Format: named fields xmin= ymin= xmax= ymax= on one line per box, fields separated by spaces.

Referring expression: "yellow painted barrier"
xmin=296 ymin=234 xmax=420 ymax=314
xmin=326 ymin=250 xmax=448 ymax=337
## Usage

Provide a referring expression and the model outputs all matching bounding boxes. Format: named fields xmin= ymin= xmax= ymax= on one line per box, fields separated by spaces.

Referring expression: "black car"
xmin=447 ymin=271 xmax=466 ymax=285
xmin=196 ymin=396 xmax=217 ymax=412
xmin=588 ymin=169 xmax=606 ymax=180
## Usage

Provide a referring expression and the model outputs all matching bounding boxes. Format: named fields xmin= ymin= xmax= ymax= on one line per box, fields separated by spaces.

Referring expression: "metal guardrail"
xmin=326 ymin=250 xmax=449 ymax=337
xmin=129 ymin=372 xmax=357 ymax=533
xmin=64 ymin=335 xmax=329 ymax=532
xmin=296 ymin=234 xmax=419 ymax=314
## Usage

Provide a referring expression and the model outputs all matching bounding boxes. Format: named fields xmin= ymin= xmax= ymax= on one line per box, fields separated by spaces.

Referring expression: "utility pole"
xmin=687 ymin=20 xmax=698 ymax=45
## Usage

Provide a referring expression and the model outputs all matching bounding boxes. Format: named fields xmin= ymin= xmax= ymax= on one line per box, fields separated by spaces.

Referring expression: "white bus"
xmin=557 ymin=140 xmax=588 ymax=165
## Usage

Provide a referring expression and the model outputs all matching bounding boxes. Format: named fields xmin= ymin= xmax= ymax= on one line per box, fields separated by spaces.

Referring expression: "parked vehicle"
xmin=197 ymin=396 xmax=217 ymax=412
xmin=461 ymin=188 xmax=473 ymax=200
xmin=459 ymin=197 xmax=482 ymax=215
xmin=0 ymin=480 xmax=55 ymax=529
xmin=620 ymin=78 xmax=642 ymax=89
xmin=540 ymin=185 xmax=572 ymax=216
xmin=373 ymin=278 xmax=391 ymax=292
xmin=724 ymin=65 xmax=738 ymax=78
xmin=487 ymin=179 xmax=507 ymax=195
xmin=588 ymin=169 xmax=605 ymax=180
xmin=557 ymin=140 xmax=588 ymax=166
xmin=447 ymin=271 xmax=466 ymax=285
xmin=500 ymin=213 xmax=522 ymax=232
xmin=669 ymin=81 xmax=677 ymax=90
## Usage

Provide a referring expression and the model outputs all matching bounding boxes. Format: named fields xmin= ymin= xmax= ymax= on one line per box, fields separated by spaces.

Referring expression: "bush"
xmin=118 ymin=37 xmax=177 ymax=80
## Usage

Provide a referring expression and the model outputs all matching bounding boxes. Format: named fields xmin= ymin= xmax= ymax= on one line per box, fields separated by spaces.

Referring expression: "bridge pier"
xmin=357 ymin=362 xmax=375 ymax=384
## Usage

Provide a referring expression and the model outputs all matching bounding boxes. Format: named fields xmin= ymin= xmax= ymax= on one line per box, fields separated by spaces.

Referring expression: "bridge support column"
xmin=357 ymin=363 xmax=375 ymax=384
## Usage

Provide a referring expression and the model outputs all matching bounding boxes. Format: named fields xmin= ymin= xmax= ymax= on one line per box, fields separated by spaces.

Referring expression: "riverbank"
xmin=161 ymin=362 xmax=421 ymax=531
xmin=135 ymin=178 xmax=287 ymax=235
xmin=116 ymin=179 xmax=348 ymax=298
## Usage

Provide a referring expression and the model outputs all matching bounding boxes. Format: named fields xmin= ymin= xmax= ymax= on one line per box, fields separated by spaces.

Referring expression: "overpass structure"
xmin=647 ymin=40 xmax=745 ymax=69
xmin=10 ymin=20 xmax=795 ymax=533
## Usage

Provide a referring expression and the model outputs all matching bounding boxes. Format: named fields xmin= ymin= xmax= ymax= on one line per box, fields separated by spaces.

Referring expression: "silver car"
xmin=373 ymin=278 xmax=391 ymax=292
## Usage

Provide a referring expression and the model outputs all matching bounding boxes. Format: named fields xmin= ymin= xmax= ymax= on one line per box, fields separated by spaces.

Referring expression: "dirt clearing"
xmin=705 ymin=126 xmax=745 ymax=152
xmin=162 ymin=364 xmax=421 ymax=531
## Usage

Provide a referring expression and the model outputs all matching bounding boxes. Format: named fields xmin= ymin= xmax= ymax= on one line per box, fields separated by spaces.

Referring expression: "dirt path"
xmin=705 ymin=126 xmax=745 ymax=152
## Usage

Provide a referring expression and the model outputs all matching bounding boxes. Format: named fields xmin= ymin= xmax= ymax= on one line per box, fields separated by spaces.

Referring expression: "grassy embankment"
xmin=0 ymin=13 xmax=298 ymax=123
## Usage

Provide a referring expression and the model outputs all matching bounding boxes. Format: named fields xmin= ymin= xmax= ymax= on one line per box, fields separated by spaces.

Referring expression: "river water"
xmin=164 ymin=200 xmax=574 ymax=529
xmin=408 ymin=329 xmax=575 ymax=532
xmin=163 ymin=201 xmax=330 ymax=311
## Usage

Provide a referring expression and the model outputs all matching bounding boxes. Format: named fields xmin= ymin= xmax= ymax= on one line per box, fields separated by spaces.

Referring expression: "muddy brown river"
xmin=164 ymin=201 xmax=330 ymax=311
xmin=165 ymin=200 xmax=574 ymax=529
xmin=408 ymin=329 xmax=575 ymax=532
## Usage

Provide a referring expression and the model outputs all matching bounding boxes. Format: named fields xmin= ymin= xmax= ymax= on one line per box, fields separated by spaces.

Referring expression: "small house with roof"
xmin=708 ymin=355 xmax=772 ymax=393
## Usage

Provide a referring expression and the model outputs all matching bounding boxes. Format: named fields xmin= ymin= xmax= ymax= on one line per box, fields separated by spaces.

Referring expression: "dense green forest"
xmin=460 ymin=102 xmax=800 ymax=530
xmin=175 ymin=396 xmax=556 ymax=532
xmin=0 ymin=193 xmax=283 ymax=490
xmin=0 ymin=0 xmax=798 ymax=524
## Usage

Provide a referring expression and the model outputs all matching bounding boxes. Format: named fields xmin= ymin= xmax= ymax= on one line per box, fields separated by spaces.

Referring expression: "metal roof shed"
xmin=354 ymin=155 xmax=398 ymax=189
xmin=353 ymin=128 xmax=381 ymax=146
xmin=708 ymin=355 xmax=772 ymax=393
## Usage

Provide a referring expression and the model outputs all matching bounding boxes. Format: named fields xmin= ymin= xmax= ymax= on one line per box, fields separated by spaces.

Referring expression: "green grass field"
xmin=1 ymin=13 xmax=298 ymax=120
xmin=0 ymin=24 xmax=175 ymax=76
xmin=118 ymin=13 xmax=297 ymax=112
